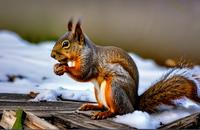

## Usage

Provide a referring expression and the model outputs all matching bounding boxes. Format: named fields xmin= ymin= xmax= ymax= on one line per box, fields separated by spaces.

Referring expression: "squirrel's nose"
xmin=51 ymin=51 xmax=56 ymax=59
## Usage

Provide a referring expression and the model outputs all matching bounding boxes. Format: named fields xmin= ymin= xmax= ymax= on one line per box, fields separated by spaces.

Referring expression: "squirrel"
xmin=51 ymin=19 xmax=200 ymax=119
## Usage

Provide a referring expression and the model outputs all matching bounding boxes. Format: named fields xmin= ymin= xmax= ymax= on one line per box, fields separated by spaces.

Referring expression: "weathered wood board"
xmin=0 ymin=110 xmax=59 ymax=129
xmin=0 ymin=93 xmax=82 ymax=116
xmin=0 ymin=93 xmax=132 ymax=129
xmin=51 ymin=113 xmax=132 ymax=129
xmin=0 ymin=93 xmax=200 ymax=129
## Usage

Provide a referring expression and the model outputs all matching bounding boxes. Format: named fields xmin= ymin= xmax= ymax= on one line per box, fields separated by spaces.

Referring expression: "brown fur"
xmin=139 ymin=75 xmax=199 ymax=113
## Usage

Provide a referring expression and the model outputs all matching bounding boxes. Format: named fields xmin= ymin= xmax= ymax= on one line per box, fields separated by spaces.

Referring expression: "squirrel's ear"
xmin=68 ymin=18 xmax=73 ymax=31
xmin=75 ymin=20 xmax=84 ymax=42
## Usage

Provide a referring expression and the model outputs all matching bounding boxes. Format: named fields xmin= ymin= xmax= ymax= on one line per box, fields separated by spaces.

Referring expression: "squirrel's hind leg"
xmin=91 ymin=77 xmax=135 ymax=119
xmin=107 ymin=79 xmax=135 ymax=114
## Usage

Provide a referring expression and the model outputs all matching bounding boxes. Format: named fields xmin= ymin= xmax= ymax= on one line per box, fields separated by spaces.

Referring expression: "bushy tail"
xmin=139 ymin=62 xmax=200 ymax=113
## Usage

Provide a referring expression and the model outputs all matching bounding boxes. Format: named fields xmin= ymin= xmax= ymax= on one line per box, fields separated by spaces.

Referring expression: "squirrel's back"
xmin=95 ymin=45 xmax=139 ymax=86
xmin=139 ymin=66 xmax=200 ymax=113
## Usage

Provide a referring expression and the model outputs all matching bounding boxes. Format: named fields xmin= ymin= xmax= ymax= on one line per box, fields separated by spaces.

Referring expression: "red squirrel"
xmin=51 ymin=19 xmax=200 ymax=119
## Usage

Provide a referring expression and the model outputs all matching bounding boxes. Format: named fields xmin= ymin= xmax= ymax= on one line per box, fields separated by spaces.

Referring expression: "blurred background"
xmin=0 ymin=0 xmax=200 ymax=65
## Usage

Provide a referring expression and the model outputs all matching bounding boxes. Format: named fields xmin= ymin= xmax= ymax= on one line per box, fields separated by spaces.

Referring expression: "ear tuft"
xmin=75 ymin=19 xmax=82 ymax=34
xmin=68 ymin=18 xmax=73 ymax=31
xmin=75 ymin=19 xmax=83 ymax=41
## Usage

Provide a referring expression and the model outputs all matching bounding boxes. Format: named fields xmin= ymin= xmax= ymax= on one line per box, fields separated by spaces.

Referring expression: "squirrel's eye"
xmin=62 ymin=40 xmax=70 ymax=49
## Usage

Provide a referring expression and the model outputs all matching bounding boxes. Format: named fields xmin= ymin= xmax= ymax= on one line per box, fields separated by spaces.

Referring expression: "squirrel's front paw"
xmin=54 ymin=63 xmax=67 ymax=76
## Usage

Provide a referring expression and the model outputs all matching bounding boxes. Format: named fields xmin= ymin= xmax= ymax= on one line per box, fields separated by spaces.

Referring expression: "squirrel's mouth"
xmin=58 ymin=58 xmax=68 ymax=65
xmin=59 ymin=59 xmax=76 ymax=68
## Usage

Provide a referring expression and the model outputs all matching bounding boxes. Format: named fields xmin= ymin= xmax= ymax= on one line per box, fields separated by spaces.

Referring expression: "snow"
xmin=31 ymin=87 xmax=96 ymax=102
xmin=114 ymin=105 xmax=200 ymax=129
xmin=0 ymin=30 xmax=200 ymax=129
xmin=30 ymin=89 xmax=60 ymax=102
xmin=114 ymin=111 xmax=160 ymax=129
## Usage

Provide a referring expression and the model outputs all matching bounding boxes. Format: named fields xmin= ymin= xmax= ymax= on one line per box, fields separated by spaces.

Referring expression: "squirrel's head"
xmin=51 ymin=19 xmax=87 ymax=68
xmin=51 ymin=19 xmax=95 ymax=80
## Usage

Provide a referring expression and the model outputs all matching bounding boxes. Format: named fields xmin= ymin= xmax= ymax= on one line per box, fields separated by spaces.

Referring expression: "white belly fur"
xmin=92 ymin=79 xmax=108 ymax=108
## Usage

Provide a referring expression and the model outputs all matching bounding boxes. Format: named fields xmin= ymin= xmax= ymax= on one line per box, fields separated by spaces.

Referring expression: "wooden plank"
xmin=0 ymin=110 xmax=16 ymax=129
xmin=0 ymin=94 xmax=83 ymax=113
xmin=53 ymin=114 xmax=99 ymax=129
xmin=159 ymin=112 xmax=200 ymax=129
xmin=0 ymin=93 xmax=31 ymax=101
xmin=25 ymin=111 xmax=59 ymax=129
xmin=0 ymin=93 xmax=94 ymax=103
xmin=0 ymin=99 xmax=81 ymax=105
xmin=1 ymin=110 xmax=74 ymax=118
xmin=53 ymin=113 xmax=133 ymax=129
xmin=0 ymin=107 xmax=78 ymax=116
xmin=0 ymin=100 xmax=81 ymax=110
xmin=0 ymin=99 xmax=82 ymax=117
xmin=0 ymin=110 xmax=59 ymax=129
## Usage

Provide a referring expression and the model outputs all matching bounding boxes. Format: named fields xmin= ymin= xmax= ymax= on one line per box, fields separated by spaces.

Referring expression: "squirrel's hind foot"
xmin=91 ymin=111 xmax=114 ymax=120
xmin=78 ymin=103 xmax=104 ymax=111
